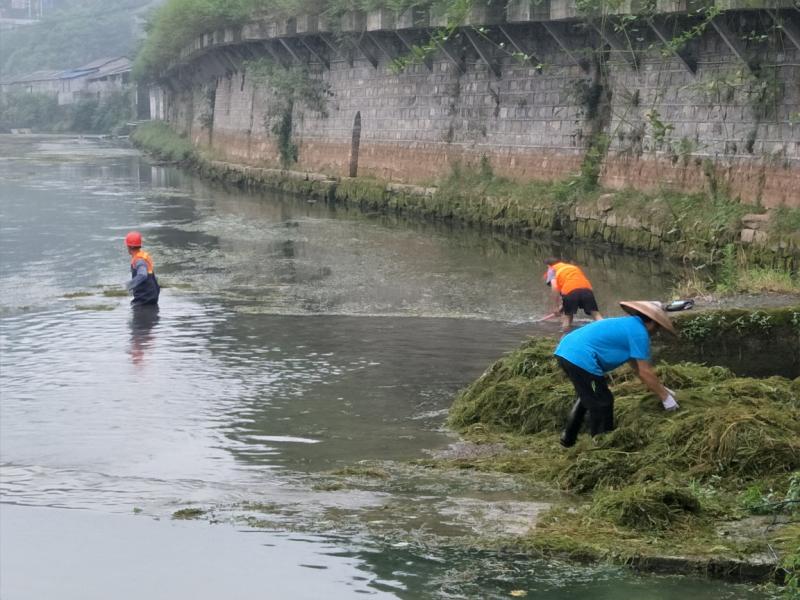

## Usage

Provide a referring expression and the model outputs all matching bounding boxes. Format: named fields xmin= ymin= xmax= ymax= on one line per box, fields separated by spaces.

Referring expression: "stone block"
xmin=367 ymin=8 xmax=395 ymax=31
xmin=507 ymin=0 xmax=551 ymax=21
xmin=296 ymin=14 xmax=319 ymax=34
xmin=340 ymin=11 xmax=366 ymax=32
xmin=275 ymin=17 xmax=296 ymax=37
xmin=463 ymin=0 xmax=507 ymax=24
xmin=396 ymin=6 xmax=429 ymax=29
xmin=429 ymin=4 xmax=450 ymax=27
xmin=223 ymin=28 xmax=238 ymax=44
xmin=597 ymin=193 xmax=614 ymax=212
xmin=241 ymin=20 xmax=276 ymax=40
xmin=549 ymin=0 xmax=578 ymax=20
xmin=605 ymin=0 xmax=656 ymax=14
xmin=715 ymin=0 xmax=793 ymax=8
xmin=741 ymin=213 xmax=770 ymax=229
xmin=655 ymin=0 xmax=711 ymax=12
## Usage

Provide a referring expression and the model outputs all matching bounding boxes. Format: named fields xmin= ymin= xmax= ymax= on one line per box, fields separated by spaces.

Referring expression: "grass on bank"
xmin=131 ymin=121 xmax=198 ymax=163
xmin=437 ymin=337 xmax=800 ymax=568
xmin=673 ymin=244 xmax=800 ymax=298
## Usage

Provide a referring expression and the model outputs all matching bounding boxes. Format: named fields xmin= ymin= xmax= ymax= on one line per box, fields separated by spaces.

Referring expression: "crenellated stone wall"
xmin=155 ymin=8 xmax=800 ymax=208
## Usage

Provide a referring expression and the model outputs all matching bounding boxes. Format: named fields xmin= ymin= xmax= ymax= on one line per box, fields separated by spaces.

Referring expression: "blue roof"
xmin=57 ymin=68 xmax=99 ymax=80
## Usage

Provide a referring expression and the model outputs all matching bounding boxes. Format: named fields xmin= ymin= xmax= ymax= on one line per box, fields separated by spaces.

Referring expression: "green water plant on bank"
xmin=131 ymin=121 xmax=198 ymax=163
xmin=436 ymin=336 xmax=800 ymax=576
xmin=655 ymin=306 xmax=800 ymax=378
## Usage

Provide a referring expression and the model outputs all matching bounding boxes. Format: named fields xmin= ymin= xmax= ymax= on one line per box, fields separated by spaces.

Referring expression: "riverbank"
xmin=132 ymin=121 xmax=800 ymax=272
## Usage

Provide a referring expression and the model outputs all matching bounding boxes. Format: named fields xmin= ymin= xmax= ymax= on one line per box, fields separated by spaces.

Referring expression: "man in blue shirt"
xmin=554 ymin=300 xmax=679 ymax=447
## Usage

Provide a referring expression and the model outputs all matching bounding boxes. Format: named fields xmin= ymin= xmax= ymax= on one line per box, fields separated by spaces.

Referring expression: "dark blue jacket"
xmin=129 ymin=251 xmax=160 ymax=306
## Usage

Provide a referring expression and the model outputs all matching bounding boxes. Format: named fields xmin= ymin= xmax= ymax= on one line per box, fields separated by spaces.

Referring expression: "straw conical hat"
xmin=619 ymin=301 xmax=677 ymax=336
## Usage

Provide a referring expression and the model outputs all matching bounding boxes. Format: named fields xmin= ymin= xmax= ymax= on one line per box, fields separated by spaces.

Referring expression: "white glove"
xmin=662 ymin=391 xmax=679 ymax=411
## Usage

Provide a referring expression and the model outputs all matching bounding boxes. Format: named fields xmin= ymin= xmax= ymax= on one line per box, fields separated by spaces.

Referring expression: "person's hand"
xmin=662 ymin=388 xmax=679 ymax=411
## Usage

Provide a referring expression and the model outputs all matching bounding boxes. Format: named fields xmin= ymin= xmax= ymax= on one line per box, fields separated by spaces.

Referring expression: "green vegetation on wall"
xmin=246 ymin=58 xmax=330 ymax=167
xmin=133 ymin=0 xmax=257 ymax=81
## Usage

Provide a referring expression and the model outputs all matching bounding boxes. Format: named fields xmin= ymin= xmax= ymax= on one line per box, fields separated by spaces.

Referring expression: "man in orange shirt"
xmin=544 ymin=257 xmax=602 ymax=332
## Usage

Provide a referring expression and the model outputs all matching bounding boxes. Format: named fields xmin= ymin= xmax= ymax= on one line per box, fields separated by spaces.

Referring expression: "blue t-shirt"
xmin=554 ymin=316 xmax=651 ymax=376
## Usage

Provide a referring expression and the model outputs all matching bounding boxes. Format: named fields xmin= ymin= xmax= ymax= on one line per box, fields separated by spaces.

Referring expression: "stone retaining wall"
xmin=155 ymin=8 xmax=800 ymax=208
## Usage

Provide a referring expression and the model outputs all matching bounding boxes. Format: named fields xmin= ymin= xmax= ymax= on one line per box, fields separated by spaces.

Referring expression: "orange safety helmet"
xmin=125 ymin=231 xmax=143 ymax=248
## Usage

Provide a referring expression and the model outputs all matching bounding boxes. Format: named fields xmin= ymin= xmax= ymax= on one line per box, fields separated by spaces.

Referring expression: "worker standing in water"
xmin=543 ymin=257 xmax=602 ymax=332
xmin=554 ymin=301 xmax=679 ymax=448
xmin=125 ymin=231 xmax=160 ymax=306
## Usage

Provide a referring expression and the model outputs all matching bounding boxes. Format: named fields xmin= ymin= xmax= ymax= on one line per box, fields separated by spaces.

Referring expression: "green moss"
xmin=171 ymin=507 xmax=206 ymax=520
xmin=656 ymin=306 xmax=800 ymax=378
xmin=101 ymin=289 xmax=129 ymax=298
xmin=74 ymin=304 xmax=115 ymax=311
xmin=332 ymin=465 xmax=390 ymax=479
xmin=131 ymin=121 xmax=198 ymax=164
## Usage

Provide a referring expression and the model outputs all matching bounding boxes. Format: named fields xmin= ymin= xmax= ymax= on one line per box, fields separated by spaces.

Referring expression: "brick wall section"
xmin=601 ymin=32 xmax=800 ymax=208
xmin=165 ymin=21 xmax=800 ymax=208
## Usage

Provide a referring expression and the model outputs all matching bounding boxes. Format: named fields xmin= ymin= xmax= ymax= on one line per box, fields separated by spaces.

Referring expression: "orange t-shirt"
xmin=547 ymin=262 xmax=592 ymax=295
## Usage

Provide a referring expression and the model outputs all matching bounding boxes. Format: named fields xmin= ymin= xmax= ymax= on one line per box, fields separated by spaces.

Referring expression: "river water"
xmin=0 ymin=135 xmax=772 ymax=599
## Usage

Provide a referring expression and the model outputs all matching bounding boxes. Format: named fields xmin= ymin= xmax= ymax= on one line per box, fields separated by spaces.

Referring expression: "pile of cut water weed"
xmin=447 ymin=337 xmax=800 ymax=540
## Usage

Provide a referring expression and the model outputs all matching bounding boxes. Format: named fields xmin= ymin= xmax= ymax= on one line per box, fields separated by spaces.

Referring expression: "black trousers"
xmin=557 ymin=356 xmax=615 ymax=443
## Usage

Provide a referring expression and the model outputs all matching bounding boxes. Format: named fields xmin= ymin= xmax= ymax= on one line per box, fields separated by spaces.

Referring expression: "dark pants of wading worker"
xmin=556 ymin=356 xmax=615 ymax=446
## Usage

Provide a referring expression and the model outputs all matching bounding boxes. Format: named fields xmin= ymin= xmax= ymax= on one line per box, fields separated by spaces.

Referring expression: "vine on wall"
xmin=246 ymin=59 xmax=331 ymax=167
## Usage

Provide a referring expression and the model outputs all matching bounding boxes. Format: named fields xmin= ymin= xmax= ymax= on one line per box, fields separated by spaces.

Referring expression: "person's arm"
xmin=629 ymin=359 xmax=678 ymax=409
xmin=629 ymin=359 xmax=667 ymax=399
xmin=549 ymin=282 xmax=562 ymax=312
xmin=127 ymin=260 xmax=148 ymax=290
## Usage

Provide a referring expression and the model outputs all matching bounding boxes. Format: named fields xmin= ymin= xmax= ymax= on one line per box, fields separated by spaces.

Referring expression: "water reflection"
xmin=129 ymin=305 xmax=160 ymax=367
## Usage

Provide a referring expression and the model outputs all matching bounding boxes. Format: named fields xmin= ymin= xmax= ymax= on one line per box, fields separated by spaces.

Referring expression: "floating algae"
xmin=101 ymin=289 xmax=128 ymax=298
xmin=171 ymin=507 xmax=206 ymax=520
xmin=74 ymin=304 xmax=116 ymax=311
xmin=444 ymin=337 xmax=800 ymax=574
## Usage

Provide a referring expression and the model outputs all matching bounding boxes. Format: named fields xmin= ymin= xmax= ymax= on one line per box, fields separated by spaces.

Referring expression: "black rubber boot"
xmin=560 ymin=398 xmax=585 ymax=448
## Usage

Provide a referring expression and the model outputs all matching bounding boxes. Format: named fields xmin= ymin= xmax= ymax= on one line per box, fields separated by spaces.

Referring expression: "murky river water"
xmin=0 ymin=135 xmax=773 ymax=599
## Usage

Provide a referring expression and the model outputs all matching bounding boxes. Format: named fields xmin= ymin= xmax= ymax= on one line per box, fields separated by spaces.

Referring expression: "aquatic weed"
xmin=590 ymin=483 xmax=701 ymax=531
xmin=171 ymin=507 xmax=206 ymax=520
